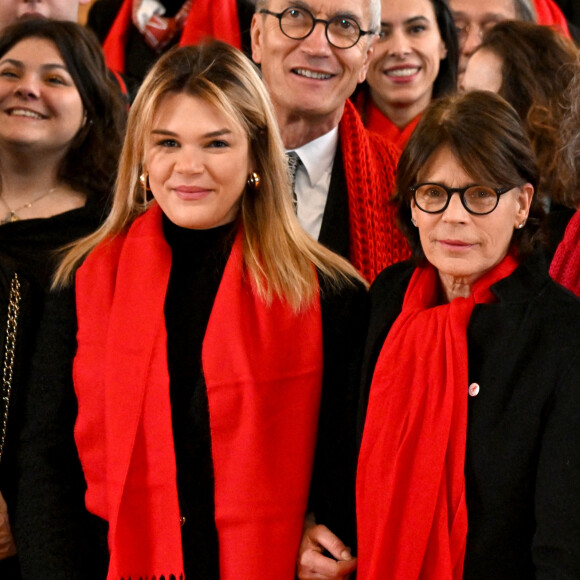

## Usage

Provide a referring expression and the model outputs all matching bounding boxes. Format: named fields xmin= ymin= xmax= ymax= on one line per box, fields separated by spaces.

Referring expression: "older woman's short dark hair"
xmin=394 ymin=91 xmax=544 ymax=262
xmin=0 ymin=19 xmax=127 ymax=205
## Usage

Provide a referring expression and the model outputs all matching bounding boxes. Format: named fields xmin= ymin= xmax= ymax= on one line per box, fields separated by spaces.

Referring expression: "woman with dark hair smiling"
xmin=0 ymin=18 xmax=125 ymax=579
xmin=355 ymin=0 xmax=458 ymax=151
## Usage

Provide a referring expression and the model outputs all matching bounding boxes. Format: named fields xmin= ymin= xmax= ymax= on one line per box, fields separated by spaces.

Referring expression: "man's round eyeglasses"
xmin=410 ymin=183 xmax=512 ymax=215
xmin=259 ymin=6 xmax=373 ymax=49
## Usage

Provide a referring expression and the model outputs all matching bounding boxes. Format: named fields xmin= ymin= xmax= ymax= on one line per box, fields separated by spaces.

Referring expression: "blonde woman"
xmin=36 ymin=40 xmax=368 ymax=579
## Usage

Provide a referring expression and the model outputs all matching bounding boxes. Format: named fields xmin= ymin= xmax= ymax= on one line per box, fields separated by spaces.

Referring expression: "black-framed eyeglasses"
xmin=410 ymin=183 xmax=512 ymax=215
xmin=259 ymin=6 xmax=374 ymax=49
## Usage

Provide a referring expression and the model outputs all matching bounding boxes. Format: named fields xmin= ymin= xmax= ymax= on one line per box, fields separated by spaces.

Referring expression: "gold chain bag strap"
xmin=0 ymin=274 xmax=21 ymax=463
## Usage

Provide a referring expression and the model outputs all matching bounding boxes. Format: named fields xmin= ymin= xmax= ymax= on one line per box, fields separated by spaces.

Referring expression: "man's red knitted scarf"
xmin=102 ymin=0 xmax=242 ymax=74
xmin=73 ymin=203 xmax=323 ymax=579
xmin=357 ymin=254 xmax=518 ymax=579
xmin=550 ymin=208 xmax=580 ymax=297
xmin=339 ymin=100 xmax=411 ymax=282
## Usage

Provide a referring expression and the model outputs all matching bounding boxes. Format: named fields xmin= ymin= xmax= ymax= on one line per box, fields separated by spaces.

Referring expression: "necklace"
xmin=0 ymin=187 xmax=57 ymax=225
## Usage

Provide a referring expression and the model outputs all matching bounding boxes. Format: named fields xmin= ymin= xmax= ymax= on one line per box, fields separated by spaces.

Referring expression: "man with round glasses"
xmin=251 ymin=0 xmax=410 ymax=284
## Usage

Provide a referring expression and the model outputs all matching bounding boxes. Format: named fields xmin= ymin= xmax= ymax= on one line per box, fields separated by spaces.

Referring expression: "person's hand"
xmin=297 ymin=522 xmax=357 ymax=579
xmin=0 ymin=491 xmax=17 ymax=560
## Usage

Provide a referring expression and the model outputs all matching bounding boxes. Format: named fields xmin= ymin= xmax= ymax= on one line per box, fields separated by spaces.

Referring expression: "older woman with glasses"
xmin=298 ymin=91 xmax=580 ymax=579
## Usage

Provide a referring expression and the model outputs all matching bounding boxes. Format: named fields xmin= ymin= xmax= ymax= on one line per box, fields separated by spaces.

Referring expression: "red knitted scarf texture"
xmin=340 ymin=100 xmax=411 ymax=282
xmin=550 ymin=208 xmax=580 ymax=297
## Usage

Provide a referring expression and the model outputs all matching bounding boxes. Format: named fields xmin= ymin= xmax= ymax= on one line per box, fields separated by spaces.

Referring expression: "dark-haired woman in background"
xmin=355 ymin=0 xmax=458 ymax=151
xmin=550 ymin=58 xmax=580 ymax=297
xmin=0 ymin=19 xmax=126 ymax=579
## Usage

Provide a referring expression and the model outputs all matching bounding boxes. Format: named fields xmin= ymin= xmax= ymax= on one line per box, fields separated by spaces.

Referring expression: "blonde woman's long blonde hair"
xmin=54 ymin=40 xmax=365 ymax=309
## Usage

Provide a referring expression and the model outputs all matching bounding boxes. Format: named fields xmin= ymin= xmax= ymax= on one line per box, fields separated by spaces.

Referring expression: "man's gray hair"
xmin=368 ymin=0 xmax=381 ymax=32
xmin=514 ymin=0 xmax=537 ymax=22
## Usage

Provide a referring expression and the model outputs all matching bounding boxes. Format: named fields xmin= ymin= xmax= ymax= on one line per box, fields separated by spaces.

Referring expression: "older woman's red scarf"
xmin=73 ymin=203 xmax=323 ymax=579
xmin=357 ymin=254 xmax=518 ymax=579
xmin=550 ymin=208 xmax=580 ymax=297
xmin=102 ymin=0 xmax=242 ymax=74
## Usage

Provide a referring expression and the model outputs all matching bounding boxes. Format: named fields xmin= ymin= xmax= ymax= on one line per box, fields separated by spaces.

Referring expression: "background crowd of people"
xmin=0 ymin=0 xmax=579 ymax=579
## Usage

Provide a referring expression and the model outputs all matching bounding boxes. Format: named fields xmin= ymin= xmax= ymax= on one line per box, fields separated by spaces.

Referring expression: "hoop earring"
xmin=139 ymin=172 xmax=151 ymax=192
xmin=247 ymin=171 xmax=261 ymax=190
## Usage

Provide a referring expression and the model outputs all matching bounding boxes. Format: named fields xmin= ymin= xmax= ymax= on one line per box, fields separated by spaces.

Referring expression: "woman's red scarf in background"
xmin=357 ymin=254 xmax=518 ymax=579
xmin=102 ymin=0 xmax=242 ymax=74
xmin=534 ymin=0 xmax=571 ymax=36
xmin=550 ymin=208 xmax=580 ymax=297
xmin=73 ymin=203 xmax=323 ymax=579
xmin=365 ymin=99 xmax=421 ymax=154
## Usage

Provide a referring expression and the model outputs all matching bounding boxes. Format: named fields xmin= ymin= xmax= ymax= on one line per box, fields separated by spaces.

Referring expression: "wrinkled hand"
xmin=297 ymin=522 xmax=357 ymax=579
xmin=0 ymin=491 xmax=16 ymax=560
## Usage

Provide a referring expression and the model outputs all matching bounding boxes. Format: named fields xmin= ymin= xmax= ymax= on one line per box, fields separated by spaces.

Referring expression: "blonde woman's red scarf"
xmin=73 ymin=203 xmax=323 ymax=579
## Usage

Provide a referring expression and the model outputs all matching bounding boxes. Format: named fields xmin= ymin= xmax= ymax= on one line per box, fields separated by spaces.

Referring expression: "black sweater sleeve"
xmin=307 ymin=275 xmax=369 ymax=550
xmin=7 ymin=286 xmax=108 ymax=579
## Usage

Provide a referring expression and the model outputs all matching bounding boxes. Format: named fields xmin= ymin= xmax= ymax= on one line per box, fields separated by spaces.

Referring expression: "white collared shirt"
xmin=287 ymin=127 xmax=339 ymax=240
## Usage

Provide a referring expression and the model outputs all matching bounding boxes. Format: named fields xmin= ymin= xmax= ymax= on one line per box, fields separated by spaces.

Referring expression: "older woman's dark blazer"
xmin=359 ymin=251 xmax=580 ymax=579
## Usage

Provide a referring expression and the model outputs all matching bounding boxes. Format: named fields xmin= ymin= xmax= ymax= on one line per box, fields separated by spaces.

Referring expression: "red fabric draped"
xmin=180 ymin=0 xmax=241 ymax=48
xmin=365 ymin=100 xmax=421 ymax=153
xmin=357 ymin=254 xmax=518 ymax=579
xmin=550 ymin=208 xmax=580 ymax=297
xmin=339 ymin=100 xmax=410 ymax=282
xmin=74 ymin=203 xmax=323 ymax=579
xmin=533 ymin=0 xmax=571 ymax=37
xmin=102 ymin=0 xmax=241 ymax=74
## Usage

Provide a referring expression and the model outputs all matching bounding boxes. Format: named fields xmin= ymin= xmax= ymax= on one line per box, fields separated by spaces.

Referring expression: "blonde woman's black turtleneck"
xmin=162 ymin=214 xmax=236 ymax=580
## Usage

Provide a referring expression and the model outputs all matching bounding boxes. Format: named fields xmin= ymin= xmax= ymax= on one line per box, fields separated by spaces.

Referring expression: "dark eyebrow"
xmin=151 ymin=128 xmax=233 ymax=138
xmin=381 ymin=16 xmax=430 ymax=27
xmin=405 ymin=16 xmax=431 ymax=25
xmin=0 ymin=58 xmax=70 ymax=73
